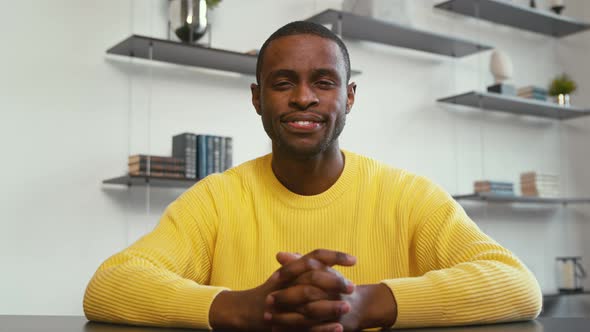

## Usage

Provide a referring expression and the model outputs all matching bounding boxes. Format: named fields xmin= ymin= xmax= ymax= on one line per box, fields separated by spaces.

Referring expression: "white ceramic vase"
xmin=490 ymin=50 xmax=513 ymax=84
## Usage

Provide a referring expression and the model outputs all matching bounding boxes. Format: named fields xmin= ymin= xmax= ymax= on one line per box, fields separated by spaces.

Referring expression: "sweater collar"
xmin=261 ymin=150 xmax=358 ymax=209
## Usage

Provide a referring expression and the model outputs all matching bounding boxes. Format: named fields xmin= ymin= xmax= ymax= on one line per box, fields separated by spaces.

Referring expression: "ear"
xmin=251 ymin=83 xmax=262 ymax=115
xmin=345 ymin=82 xmax=357 ymax=114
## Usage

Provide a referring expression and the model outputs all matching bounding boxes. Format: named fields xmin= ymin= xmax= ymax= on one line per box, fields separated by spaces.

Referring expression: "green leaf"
xmin=548 ymin=73 xmax=577 ymax=96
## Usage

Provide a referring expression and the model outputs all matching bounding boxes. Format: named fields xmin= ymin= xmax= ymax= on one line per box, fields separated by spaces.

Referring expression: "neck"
xmin=271 ymin=143 xmax=345 ymax=196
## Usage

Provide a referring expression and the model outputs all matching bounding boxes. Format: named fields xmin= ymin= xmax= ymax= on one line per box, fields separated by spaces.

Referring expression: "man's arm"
xmin=382 ymin=184 xmax=542 ymax=328
xmin=83 ymin=193 xmax=226 ymax=329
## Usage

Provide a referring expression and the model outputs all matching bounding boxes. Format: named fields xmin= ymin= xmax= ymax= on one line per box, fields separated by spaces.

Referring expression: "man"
xmin=84 ymin=21 xmax=542 ymax=331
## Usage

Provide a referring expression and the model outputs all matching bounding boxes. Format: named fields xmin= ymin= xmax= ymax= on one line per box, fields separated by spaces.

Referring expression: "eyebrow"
xmin=312 ymin=68 xmax=339 ymax=78
xmin=267 ymin=69 xmax=297 ymax=80
xmin=266 ymin=68 xmax=341 ymax=81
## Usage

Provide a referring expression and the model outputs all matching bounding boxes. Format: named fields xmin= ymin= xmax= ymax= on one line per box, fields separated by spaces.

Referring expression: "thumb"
xmin=276 ymin=251 xmax=301 ymax=266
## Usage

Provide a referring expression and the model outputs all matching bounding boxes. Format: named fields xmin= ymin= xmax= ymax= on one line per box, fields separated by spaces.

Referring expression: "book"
xmin=128 ymin=154 xmax=185 ymax=165
xmin=220 ymin=136 xmax=227 ymax=172
xmin=213 ymin=136 xmax=222 ymax=173
xmin=475 ymin=183 xmax=514 ymax=190
xmin=474 ymin=180 xmax=513 ymax=187
xmin=480 ymin=191 xmax=515 ymax=196
xmin=172 ymin=133 xmax=197 ymax=179
xmin=520 ymin=171 xmax=559 ymax=181
xmin=128 ymin=163 xmax=185 ymax=173
xmin=129 ymin=170 xmax=186 ymax=179
xmin=518 ymin=93 xmax=547 ymax=100
xmin=206 ymin=135 xmax=215 ymax=176
xmin=197 ymin=135 xmax=207 ymax=179
xmin=518 ymin=86 xmax=548 ymax=94
xmin=225 ymin=137 xmax=233 ymax=170
xmin=474 ymin=181 xmax=513 ymax=192
xmin=518 ymin=95 xmax=548 ymax=101
xmin=520 ymin=185 xmax=559 ymax=192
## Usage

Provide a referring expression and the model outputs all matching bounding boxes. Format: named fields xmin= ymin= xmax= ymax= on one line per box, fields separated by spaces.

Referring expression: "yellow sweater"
xmin=84 ymin=150 xmax=542 ymax=329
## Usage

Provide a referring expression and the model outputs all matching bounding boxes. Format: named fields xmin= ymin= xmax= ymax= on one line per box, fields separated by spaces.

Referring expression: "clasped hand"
xmin=209 ymin=249 xmax=396 ymax=332
xmin=265 ymin=249 xmax=359 ymax=332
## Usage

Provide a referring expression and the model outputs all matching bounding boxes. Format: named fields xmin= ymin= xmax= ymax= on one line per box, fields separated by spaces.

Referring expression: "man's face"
xmin=251 ymin=34 xmax=355 ymax=158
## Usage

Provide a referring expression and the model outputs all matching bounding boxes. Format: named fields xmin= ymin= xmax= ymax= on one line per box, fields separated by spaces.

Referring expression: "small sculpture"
xmin=488 ymin=50 xmax=516 ymax=95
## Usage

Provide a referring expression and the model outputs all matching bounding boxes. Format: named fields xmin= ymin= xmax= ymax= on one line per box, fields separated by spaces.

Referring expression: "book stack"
xmin=517 ymin=86 xmax=548 ymax=101
xmin=172 ymin=133 xmax=233 ymax=180
xmin=520 ymin=172 xmax=560 ymax=198
xmin=128 ymin=155 xmax=186 ymax=179
xmin=474 ymin=180 xmax=515 ymax=196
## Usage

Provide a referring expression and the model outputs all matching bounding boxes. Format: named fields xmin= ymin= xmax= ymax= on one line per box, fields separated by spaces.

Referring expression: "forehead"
xmin=261 ymin=34 xmax=346 ymax=78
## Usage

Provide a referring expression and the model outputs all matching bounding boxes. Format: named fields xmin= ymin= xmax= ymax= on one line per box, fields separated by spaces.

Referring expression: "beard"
xmin=263 ymin=112 xmax=347 ymax=159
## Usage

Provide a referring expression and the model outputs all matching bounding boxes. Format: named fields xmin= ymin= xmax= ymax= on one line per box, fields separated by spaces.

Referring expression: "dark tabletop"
xmin=2 ymin=316 xmax=590 ymax=332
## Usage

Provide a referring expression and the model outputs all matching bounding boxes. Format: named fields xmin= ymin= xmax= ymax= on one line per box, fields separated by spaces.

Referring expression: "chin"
xmin=278 ymin=140 xmax=331 ymax=159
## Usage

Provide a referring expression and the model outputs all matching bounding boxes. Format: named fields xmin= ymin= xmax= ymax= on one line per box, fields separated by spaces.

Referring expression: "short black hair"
xmin=255 ymin=21 xmax=351 ymax=85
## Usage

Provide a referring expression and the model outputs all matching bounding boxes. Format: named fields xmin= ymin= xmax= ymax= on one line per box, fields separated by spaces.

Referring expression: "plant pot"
xmin=169 ymin=0 xmax=208 ymax=44
xmin=556 ymin=94 xmax=571 ymax=106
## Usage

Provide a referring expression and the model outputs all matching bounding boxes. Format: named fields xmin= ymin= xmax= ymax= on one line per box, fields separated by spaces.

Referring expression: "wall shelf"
xmin=438 ymin=91 xmax=590 ymax=120
xmin=103 ymin=175 xmax=197 ymax=189
xmin=453 ymin=193 xmax=590 ymax=205
xmin=305 ymin=9 xmax=492 ymax=57
xmin=107 ymin=35 xmax=258 ymax=75
xmin=435 ymin=0 xmax=590 ymax=37
xmin=107 ymin=34 xmax=361 ymax=76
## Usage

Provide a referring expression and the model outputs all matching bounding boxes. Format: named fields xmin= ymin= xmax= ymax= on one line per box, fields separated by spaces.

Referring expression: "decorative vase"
xmin=490 ymin=50 xmax=513 ymax=84
xmin=168 ymin=0 xmax=208 ymax=44
xmin=557 ymin=94 xmax=571 ymax=106
xmin=550 ymin=0 xmax=565 ymax=14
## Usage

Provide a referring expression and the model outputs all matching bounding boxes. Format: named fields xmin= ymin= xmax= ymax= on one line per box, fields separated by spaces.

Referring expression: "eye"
xmin=316 ymin=80 xmax=335 ymax=88
xmin=272 ymin=81 xmax=293 ymax=89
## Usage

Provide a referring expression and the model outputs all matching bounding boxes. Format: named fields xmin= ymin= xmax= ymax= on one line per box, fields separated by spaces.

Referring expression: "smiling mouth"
xmin=285 ymin=120 xmax=323 ymax=130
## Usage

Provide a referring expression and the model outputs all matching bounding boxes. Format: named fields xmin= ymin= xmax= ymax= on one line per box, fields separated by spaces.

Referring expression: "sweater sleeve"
xmin=83 ymin=184 xmax=228 ymax=329
xmin=381 ymin=178 xmax=542 ymax=329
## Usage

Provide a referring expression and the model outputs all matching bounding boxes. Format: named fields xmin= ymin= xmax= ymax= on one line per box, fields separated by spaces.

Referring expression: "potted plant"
xmin=548 ymin=73 xmax=577 ymax=106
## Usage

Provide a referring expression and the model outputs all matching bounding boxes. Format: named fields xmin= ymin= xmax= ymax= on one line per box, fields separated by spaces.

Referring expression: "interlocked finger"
xmin=294 ymin=269 xmax=354 ymax=294
xmin=269 ymin=284 xmax=331 ymax=308
xmin=276 ymin=249 xmax=356 ymax=283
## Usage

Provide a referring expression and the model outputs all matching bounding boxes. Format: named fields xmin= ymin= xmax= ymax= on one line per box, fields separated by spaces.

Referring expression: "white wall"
xmin=1 ymin=0 xmax=589 ymax=315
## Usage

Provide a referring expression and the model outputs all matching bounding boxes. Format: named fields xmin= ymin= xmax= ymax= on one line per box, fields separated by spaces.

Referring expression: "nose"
xmin=289 ymin=83 xmax=319 ymax=110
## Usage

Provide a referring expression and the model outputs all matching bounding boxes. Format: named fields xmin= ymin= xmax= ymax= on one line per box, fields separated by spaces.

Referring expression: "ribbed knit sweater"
xmin=84 ymin=150 xmax=542 ymax=329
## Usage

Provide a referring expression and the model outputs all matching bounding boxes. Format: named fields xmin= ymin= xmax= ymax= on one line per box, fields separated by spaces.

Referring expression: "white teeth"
xmin=293 ymin=121 xmax=315 ymax=126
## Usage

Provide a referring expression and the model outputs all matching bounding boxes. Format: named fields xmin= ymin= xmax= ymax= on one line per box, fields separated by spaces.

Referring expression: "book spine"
xmin=172 ymin=133 xmax=196 ymax=179
xmin=128 ymin=155 xmax=185 ymax=165
xmin=220 ymin=137 xmax=227 ymax=172
xmin=474 ymin=181 xmax=513 ymax=187
xmin=187 ymin=134 xmax=196 ymax=179
xmin=192 ymin=134 xmax=198 ymax=179
xmin=128 ymin=158 xmax=185 ymax=166
xmin=206 ymin=135 xmax=214 ymax=176
xmin=129 ymin=170 xmax=185 ymax=179
xmin=213 ymin=136 xmax=222 ymax=173
xmin=197 ymin=135 xmax=207 ymax=179
xmin=128 ymin=163 xmax=185 ymax=172
xmin=225 ymin=137 xmax=233 ymax=170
